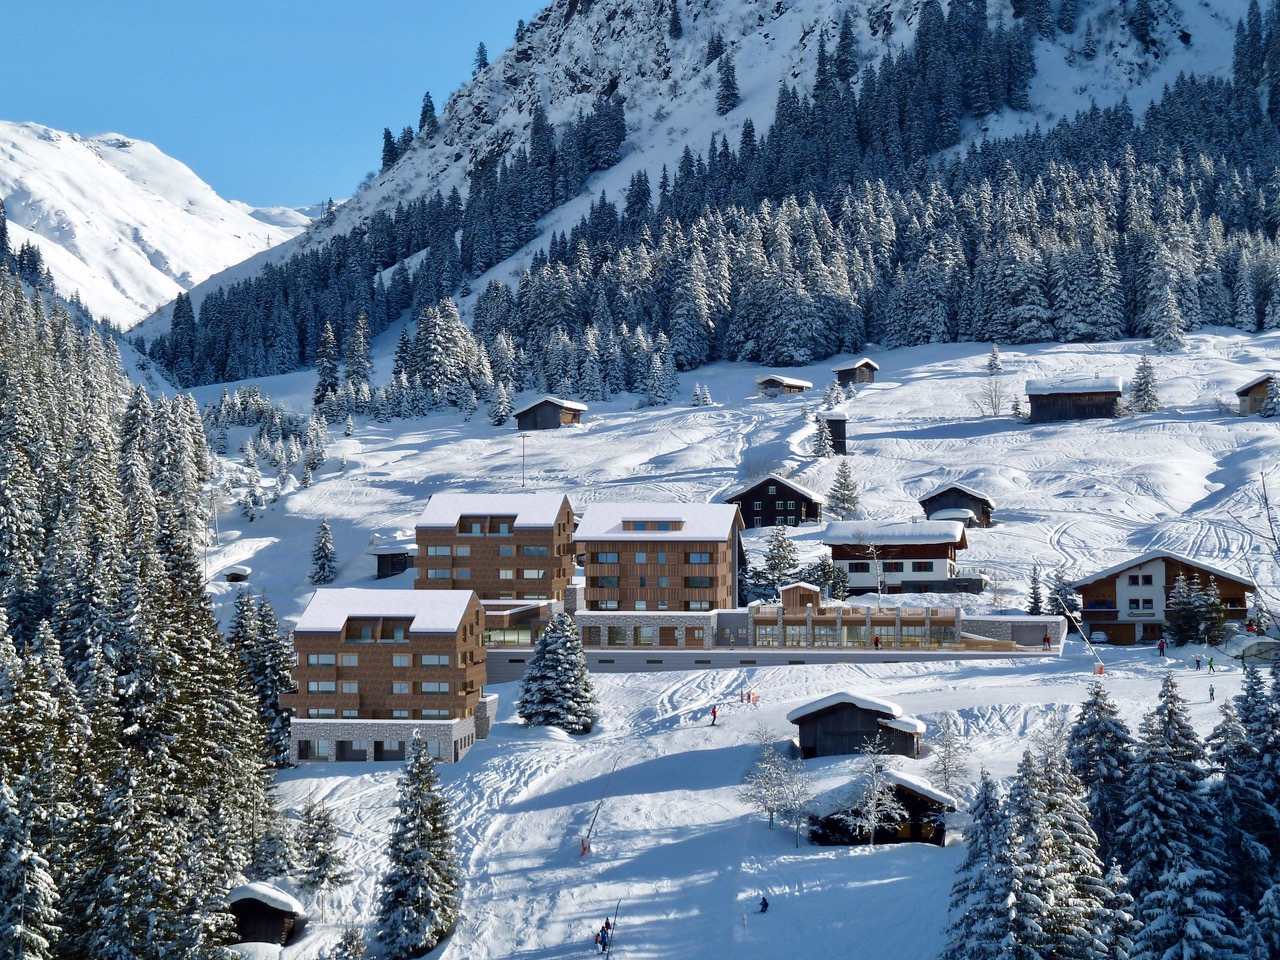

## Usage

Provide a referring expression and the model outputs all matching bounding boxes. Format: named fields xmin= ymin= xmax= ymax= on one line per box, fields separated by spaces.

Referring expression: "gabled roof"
xmin=780 ymin=581 xmax=823 ymax=593
xmin=928 ymin=508 xmax=976 ymax=522
xmin=575 ymin=501 xmax=743 ymax=541
xmin=513 ymin=395 xmax=588 ymax=416
xmin=832 ymin=357 xmax=879 ymax=372
xmin=823 ymin=519 xmax=967 ymax=547
xmin=786 ymin=691 xmax=905 ymax=723
xmin=295 ymin=588 xmax=476 ymax=635
xmin=1026 ymin=375 xmax=1124 ymax=396
xmin=919 ymin=482 xmax=995 ymax=508
xmin=1235 ymin=374 xmax=1275 ymax=396
xmin=723 ymin=472 xmax=825 ymax=503
xmin=228 ymin=882 xmax=307 ymax=917
xmin=818 ymin=408 xmax=849 ymax=421
xmin=416 ymin=492 xmax=570 ymax=529
xmin=884 ymin=769 xmax=957 ymax=810
xmin=1071 ymin=550 xmax=1255 ymax=590
xmin=756 ymin=374 xmax=813 ymax=388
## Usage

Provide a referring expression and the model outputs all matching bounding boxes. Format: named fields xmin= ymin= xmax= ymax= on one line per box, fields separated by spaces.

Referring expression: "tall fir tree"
xmin=311 ymin=519 xmax=338 ymax=585
xmin=518 ymin=612 xmax=599 ymax=734
xmin=827 ymin=458 xmax=859 ymax=520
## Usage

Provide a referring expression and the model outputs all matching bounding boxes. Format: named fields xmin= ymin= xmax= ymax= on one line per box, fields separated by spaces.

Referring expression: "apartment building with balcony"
xmin=282 ymin=588 xmax=494 ymax=764
xmin=823 ymin=519 xmax=986 ymax=594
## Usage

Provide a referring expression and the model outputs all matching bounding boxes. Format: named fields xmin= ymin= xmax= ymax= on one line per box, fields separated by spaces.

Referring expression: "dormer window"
xmin=622 ymin=518 xmax=684 ymax=531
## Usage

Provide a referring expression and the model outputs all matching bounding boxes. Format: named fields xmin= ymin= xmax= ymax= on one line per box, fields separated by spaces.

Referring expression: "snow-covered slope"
xmin=0 ymin=121 xmax=309 ymax=327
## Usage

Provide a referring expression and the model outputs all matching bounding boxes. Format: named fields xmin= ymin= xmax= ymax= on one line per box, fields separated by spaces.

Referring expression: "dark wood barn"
xmin=832 ymin=358 xmax=879 ymax=387
xmin=1236 ymin=374 xmax=1274 ymax=415
xmin=809 ymin=772 xmax=956 ymax=846
xmin=513 ymin=396 xmax=587 ymax=430
xmin=227 ymin=883 xmax=306 ymax=946
xmin=756 ymin=374 xmax=813 ymax=395
xmin=1026 ymin=376 xmax=1124 ymax=423
xmin=918 ymin=483 xmax=994 ymax=528
xmin=787 ymin=692 xmax=924 ymax=760
xmin=723 ymin=473 xmax=824 ymax=529
xmin=817 ymin=410 xmax=848 ymax=454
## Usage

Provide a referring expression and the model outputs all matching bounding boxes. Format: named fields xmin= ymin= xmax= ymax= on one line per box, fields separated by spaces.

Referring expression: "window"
xmin=596 ymin=600 xmax=619 ymax=610
xmin=461 ymin=522 xmax=482 ymax=536
xmin=595 ymin=576 xmax=619 ymax=589
xmin=392 ymin=710 xmax=410 ymax=719
xmin=494 ymin=522 xmax=512 ymax=535
xmin=499 ymin=569 xmax=515 ymax=579
xmin=342 ymin=709 xmax=358 ymax=718
xmin=911 ymin=561 xmax=934 ymax=573
xmin=392 ymin=655 xmax=410 ymax=667
xmin=307 ymin=708 xmax=336 ymax=718
xmin=360 ymin=626 xmax=373 ymax=640
xmin=634 ymin=552 xmax=647 ymax=564
xmin=882 ymin=562 xmax=904 ymax=573
xmin=392 ymin=625 xmax=406 ymax=640
xmin=454 ymin=568 xmax=471 ymax=579
xmin=522 ymin=545 xmax=548 ymax=557
xmin=341 ymin=654 xmax=358 ymax=667
xmin=425 ymin=545 xmax=451 ymax=556
xmin=1128 ymin=575 xmax=1140 ymax=585
xmin=596 ymin=552 xmax=619 ymax=564
xmin=1128 ymin=599 xmax=1140 ymax=611
xmin=753 ymin=517 xmax=762 ymax=527
xmin=521 ymin=593 xmax=548 ymax=600
xmin=308 ymin=681 xmax=336 ymax=694
xmin=687 ymin=576 xmax=712 ymax=588
xmin=420 ymin=681 xmax=450 ymax=694
xmin=420 ymin=654 xmax=450 ymax=667
xmin=455 ymin=545 xmax=470 ymax=557
xmin=426 ymin=569 xmax=451 ymax=580
xmin=639 ymin=576 xmax=647 ymax=588
xmin=767 ymin=485 xmax=777 ymax=494
xmin=776 ymin=501 xmax=785 ymax=510
xmin=849 ymin=562 xmax=871 ymax=574
xmin=658 ymin=576 xmax=670 ymax=588
xmin=419 ymin=709 xmax=449 ymax=719
xmin=307 ymin=654 xmax=336 ymax=667
xmin=499 ymin=545 xmax=515 ymax=557
xmin=753 ymin=501 xmax=762 ymax=510
xmin=688 ymin=601 xmax=711 ymax=611
xmin=341 ymin=681 xmax=359 ymax=694
xmin=787 ymin=500 xmax=796 ymax=509
xmin=635 ymin=600 xmax=648 ymax=611
xmin=657 ymin=600 xmax=668 ymax=611
xmin=392 ymin=682 xmax=410 ymax=695
xmin=1142 ymin=598 xmax=1154 ymax=610
xmin=657 ymin=552 xmax=667 ymax=564
xmin=522 ymin=569 xmax=547 ymax=579
xmin=1141 ymin=574 xmax=1153 ymax=585
xmin=688 ymin=552 xmax=711 ymax=564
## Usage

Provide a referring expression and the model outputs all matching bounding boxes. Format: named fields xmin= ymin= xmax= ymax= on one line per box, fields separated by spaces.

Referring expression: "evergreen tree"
xmin=0 ymin=778 xmax=60 ymax=960
xmin=1163 ymin=574 xmax=1200 ymax=646
xmin=344 ymin=313 xmax=373 ymax=390
xmin=835 ymin=11 xmax=859 ymax=83
xmin=941 ymin=769 xmax=1008 ymax=960
xmin=1206 ymin=700 xmax=1275 ymax=914
xmin=376 ymin=736 xmax=462 ymax=960
xmin=1261 ymin=375 xmax=1280 ymax=418
xmin=716 ymin=52 xmax=740 ymax=115
xmin=314 ymin=322 xmax=341 ymax=407
xmin=827 ymin=458 xmax=859 ymax=520
xmin=1129 ymin=353 xmax=1160 ymax=412
xmin=297 ymin=799 xmax=350 ymax=916
xmin=419 ymin=91 xmax=438 ymax=138
xmin=812 ymin=416 xmax=834 ymax=458
xmin=473 ymin=42 xmax=489 ymax=75
xmin=762 ymin=525 xmax=800 ymax=589
xmin=1082 ymin=20 xmax=1097 ymax=59
xmin=310 ymin=519 xmax=338 ymax=585
xmin=927 ymin=713 xmax=971 ymax=795
xmin=1066 ymin=682 xmax=1136 ymax=866
xmin=325 ymin=927 xmax=372 ymax=960
xmin=487 ymin=382 xmax=514 ymax=426
xmin=986 ymin=343 xmax=1003 ymax=374
xmin=518 ymin=613 xmax=599 ymax=734
xmin=667 ymin=0 xmax=682 ymax=39
xmin=1026 ymin=560 xmax=1044 ymax=615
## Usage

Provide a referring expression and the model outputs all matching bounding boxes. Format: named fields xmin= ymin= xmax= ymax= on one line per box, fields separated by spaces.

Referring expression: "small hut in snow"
xmin=786 ymin=691 xmax=925 ymax=760
xmin=227 ymin=883 xmax=307 ymax=947
xmin=809 ymin=769 xmax=957 ymax=846
xmin=756 ymin=374 xmax=813 ymax=396
xmin=832 ymin=358 xmax=879 ymax=386
xmin=513 ymin=395 xmax=587 ymax=430
xmin=1025 ymin=375 xmax=1124 ymax=423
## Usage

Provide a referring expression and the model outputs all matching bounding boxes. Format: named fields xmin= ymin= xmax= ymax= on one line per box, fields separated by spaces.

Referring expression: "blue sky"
xmin=3 ymin=1 xmax=548 ymax=208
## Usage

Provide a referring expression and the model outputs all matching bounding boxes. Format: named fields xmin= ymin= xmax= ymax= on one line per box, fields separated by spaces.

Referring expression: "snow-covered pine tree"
xmin=344 ymin=414 xmax=354 ymax=436
xmin=927 ymin=713 xmax=971 ymax=794
xmin=344 ymin=313 xmax=373 ymax=390
xmin=487 ymin=382 xmax=514 ymax=426
xmin=325 ymin=927 xmax=371 ymax=960
xmin=1129 ymin=353 xmax=1160 ymax=412
xmin=0 ymin=778 xmax=61 ymax=960
xmin=827 ymin=458 xmax=859 ymax=520
xmin=1262 ymin=375 xmax=1280 ymax=418
xmin=716 ymin=52 xmax=740 ymax=115
xmin=1026 ymin=560 xmax=1044 ymax=615
xmin=249 ymin=808 xmax=296 ymax=880
xmin=1206 ymin=700 xmax=1275 ymax=915
xmin=1163 ymin=574 xmax=1200 ymax=646
xmin=1066 ymin=682 xmax=1136 ymax=866
xmin=762 ymin=525 xmax=800 ymax=589
xmin=986 ymin=343 xmax=1003 ymax=375
xmin=822 ymin=380 xmax=844 ymax=408
xmin=812 ymin=416 xmax=834 ymax=458
xmin=376 ymin=736 xmax=462 ymax=960
xmin=297 ymin=799 xmax=350 ymax=915
xmin=941 ymin=769 xmax=1008 ymax=960
xmin=314 ymin=321 xmax=341 ymax=406
xmin=311 ymin=519 xmax=338 ymax=585
xmin=517 ymin=612 xmax=599 ymax=734
xmin=1047 ymin=565 xmax=1082 ymax=621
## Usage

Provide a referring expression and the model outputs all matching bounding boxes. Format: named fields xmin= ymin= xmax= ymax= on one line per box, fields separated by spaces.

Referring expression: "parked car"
xmin=1089 ymin=631 xmax=1109 ymax=644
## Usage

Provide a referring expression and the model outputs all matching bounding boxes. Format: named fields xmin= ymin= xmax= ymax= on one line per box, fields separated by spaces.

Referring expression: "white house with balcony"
xmin=822 ymin=519 xmax=987 ymax=594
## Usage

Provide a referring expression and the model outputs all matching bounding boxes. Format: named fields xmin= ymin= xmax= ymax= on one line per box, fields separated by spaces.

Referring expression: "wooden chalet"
xmin=817 ymin=409 xmax=849 ymax=454
xmin=1236 ymin=374 xmax=1275 ymax=415
xmin=918 ymin=482 xmax=995 ymax=528
xmin=823 ymin=519 xmax=985 ymax=594
xmin=1026 ymin=375 xmax=1124 ymax=423
xmin=832 ymin=357 xmax=879 ymax=386
xmin=809 ymin=770 xmax=956 ymax=846
xmin=513 ymin=395 xmax=586 ymax=430
xmin=786 ymin=690 xmax=925 ymax=760
xmin=228 ymin=883 xmax=306 ymax=947
xmin=756 ymin=374 xmax=813 ymax=396
xmin=1073 ymin=549 xmax=1253 ymax=645
xmin=723 ymin=473 xmax=824 ymax=528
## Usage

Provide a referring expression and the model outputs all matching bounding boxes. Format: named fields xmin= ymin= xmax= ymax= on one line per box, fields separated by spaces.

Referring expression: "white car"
xmin=1089 ymin=631 xmax=1109 ymax=644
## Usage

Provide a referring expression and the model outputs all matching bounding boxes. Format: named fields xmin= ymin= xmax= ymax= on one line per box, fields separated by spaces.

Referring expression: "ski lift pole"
xmin=1066 ymin=608 xmax=1106 ymax=674
xmin=602 ymin=898 xmax=622 ymax=956
xmin=582 ymin=757 xmax=620 ymax=856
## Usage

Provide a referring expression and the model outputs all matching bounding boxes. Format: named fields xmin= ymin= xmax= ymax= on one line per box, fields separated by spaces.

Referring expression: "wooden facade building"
xmin=832 ymin=358 xmax=879 ymax=386
xmin=1236 ymin=374 xmax=1275 ymax=415
xmin=918 ymin=482 xmax=995 ymax=528
xmin=1073 ymin=550 xmax=1253 ymax=645
xmin=722 ymin=473 xmax=824 ymax=528
xmin=415 ymin=493 xmax=575 ymax=602
xmin=513 ymin=395 xmax=587 ymax=430
xmin=756 ymin=374 xmax=813 ymax=395
xmin=823 ymin=519 xmax=985 ymax=594
xmin=1026 ymin=375 xmax=1124 ymax=423
xmin=809 ymin=771 xmax=956 ymax=846
xmin=228 ymin=883 xmax=306 ymax=947
xmin=817 ymin=409 xmax=849 ymax=454
xmin=786 ymin=690 xmax=925 ymax=760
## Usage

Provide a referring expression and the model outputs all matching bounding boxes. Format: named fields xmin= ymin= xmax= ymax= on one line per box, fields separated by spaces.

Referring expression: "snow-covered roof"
xmin=927 ymin=508 xmax=976 ymax=523
xmin=817 ymin=408 xmax=849 ymax=421
xmin=227 ymin=945 xmax=281 ymax=960
xmin=416 ymin=492 xmax=569 ymax=530
xmin=822 ymin=519 xmax=966 ymax=546
xmin=295 ymin=588 xmax=475 ymax=635
xmin=223 ymin=564 xmax=252 ymax=576
xmin=757 ymin=374 xmax=813 ymax=388
xmin=879 ymin=716 xmax=927 ymax=735
xmin=919 ymin=482 xmax=995 ymax=508
xmin=722 ymin=473 xmax=825 ymax=503
xmin=513 ymin=394 xmax=588 ymax=416
xmin=227 ymin=882 xmax=306 ymax=917
xmin=574 ymin=502 xmax=742 ymax=542
xmin=780 ymin=582 xmax=823 ymax=593
xmin=786 ymin=691 xmax=904 ymax=723
xmin=1071 ymin=549 xmax=1255 ymax=590
xmin=1025 ymin=375 xmax=1124 ymax=396
xmin=831 ymin=358 xmax=879 ymax=372
xmin=884 ymin=769 xmax=957 ymax=810
xmin=1235 ymin=373 xmax=1275 ymax=396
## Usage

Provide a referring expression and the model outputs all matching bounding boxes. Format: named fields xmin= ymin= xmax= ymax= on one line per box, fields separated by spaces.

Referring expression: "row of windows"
xmin=341 ymin=624 xmax=409 ymax=643
xmin=458 ymin=520 xmax=514 ymax=536
xmin=426 ymin=544 xmax=550 ymax=557
xmin=307 ymin=653 xmax=450 ymax=667
xmin=751 ymin=500 xmax=801 ymax=510
xmin=754 ymin=516 xmax=800 ymax=526
xmin=305 ymin=709 xmax=450 ymax=720
xmin=846 ymin=561 xmax=935 ymax=574
xmin=593 ymin=600 xmax=712 ymax=611
xmin=427 ymin=567 xmax=549 ymax=580
xmin=1127 ymin=574 xmax=1155 ymax=586
xmin=592 ymin=575 xmax=715 ymax=589
xmin=593 ymin=552 xmax=712 ymax=564
xmin=307 ymin=680 xmax=451 ymax=694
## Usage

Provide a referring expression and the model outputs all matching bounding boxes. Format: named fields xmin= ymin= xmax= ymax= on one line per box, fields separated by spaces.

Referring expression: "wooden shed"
xmin=513 ymin=395 xmax=587 ymax=430
xmin=809 ymin=769 xmax=956 ymax=846
xmin=227 ymin=883 xmax=307 ymax=947
xmin=817 ymin=409 xmax=849 ymax=454
xmin=368 ymin=531 xmax=418 ymax=580
xmin=1235 ymin=374 xmax=1275 ymax=415
xmin=1026 ymin=375 xmax=1124 ymax=423
xmin=756 ymin=374 xmax=813 ymax=396
xmin=786 ymin=691 xmax=925 ymax=760
xmin=832 ymin=358 xmax=879 ymax=387
xmin=918 ymin=482 xmax=995 ymax=528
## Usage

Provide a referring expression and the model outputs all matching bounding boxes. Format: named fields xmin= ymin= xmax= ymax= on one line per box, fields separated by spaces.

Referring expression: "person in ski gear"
xmin=759 ymin=896 xmax=768 ymax=913
xmin=1209 ymin=684 xmax=1215 ymax=702
xmin=1207 ymin=657 xmax=1216 ymax=673
xmin=1043 ymin=632 xmax=1051 ymax=650
xmin=1195 ymin=656 xmax=1201 ymax=670
xmin=872 ymin=634 xmax=881 ymax=650
xmin=711 ymin=705 xmax=717 ymax=725
xmin=1157 ymin=639 xmax=1166 ymax=656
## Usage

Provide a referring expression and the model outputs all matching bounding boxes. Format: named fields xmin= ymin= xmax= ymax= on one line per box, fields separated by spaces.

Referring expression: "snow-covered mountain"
xmin=0 ymin=121 xmax=310 ymax=328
